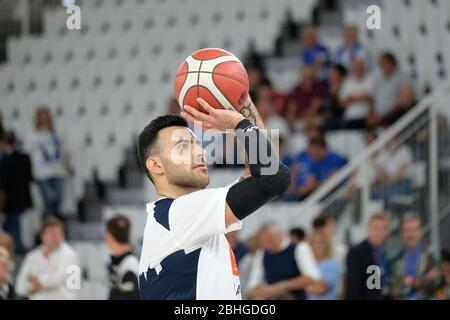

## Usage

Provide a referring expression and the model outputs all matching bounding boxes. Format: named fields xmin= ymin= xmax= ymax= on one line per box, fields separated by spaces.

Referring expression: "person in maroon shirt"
xmin=284 ymin=66 xmax=325 ymax=125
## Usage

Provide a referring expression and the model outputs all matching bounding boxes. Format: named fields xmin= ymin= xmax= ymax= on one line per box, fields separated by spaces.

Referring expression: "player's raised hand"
xmin=181 ymin=98 xmax=244 ymax=132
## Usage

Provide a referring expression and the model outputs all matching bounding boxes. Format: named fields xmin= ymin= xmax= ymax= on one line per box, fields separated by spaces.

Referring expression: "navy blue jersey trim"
xmin=153 ymin=198 xmax=174 ymax=231
xmin=139 ymin=248 xmax=201 ymax=300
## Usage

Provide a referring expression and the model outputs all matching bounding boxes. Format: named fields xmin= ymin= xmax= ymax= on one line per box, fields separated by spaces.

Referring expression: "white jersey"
xmin=138 ymin=185 xmax=243 ymax=300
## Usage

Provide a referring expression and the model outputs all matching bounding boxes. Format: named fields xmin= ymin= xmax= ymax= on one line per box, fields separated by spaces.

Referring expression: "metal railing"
xmin=294 ymin=82 xmax=450 ymax=252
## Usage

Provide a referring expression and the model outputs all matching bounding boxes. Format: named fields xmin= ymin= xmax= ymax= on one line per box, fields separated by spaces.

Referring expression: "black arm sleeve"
xmin=226 ymin=119 xmax=291 ymax=220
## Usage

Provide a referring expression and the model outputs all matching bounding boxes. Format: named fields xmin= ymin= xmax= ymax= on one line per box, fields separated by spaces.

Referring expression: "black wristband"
xmin=234 ymin=119 xmax=255 ymax=131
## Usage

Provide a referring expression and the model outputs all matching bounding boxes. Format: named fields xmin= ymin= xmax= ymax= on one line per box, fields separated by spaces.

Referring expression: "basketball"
xmin=174 ymin=48 xmax=250 ymax=113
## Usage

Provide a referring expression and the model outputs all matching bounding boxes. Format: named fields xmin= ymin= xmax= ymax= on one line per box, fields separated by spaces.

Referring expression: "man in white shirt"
xmin=339 ymin=58 xmax=375 ymax=130
xmin=371 ymin=52 xmax=411 ymax=125
xmin=137 ymin=96 xmax=290 ymax=300
xmin=247 ymin=223 xmax=322 ymax=300
xmin=16 ymin=217 xmax=79 ymax=300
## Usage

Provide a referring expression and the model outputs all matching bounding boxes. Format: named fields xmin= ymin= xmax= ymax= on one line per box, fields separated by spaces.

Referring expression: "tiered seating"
xmin=0 ymin=0 xmax=317 ymax=203
xmin=342 ymin=0 xmax=449 ymax=96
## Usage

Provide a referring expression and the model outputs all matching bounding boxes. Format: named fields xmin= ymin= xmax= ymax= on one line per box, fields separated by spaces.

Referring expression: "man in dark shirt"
xmin=105 ymin=215 xmax=140 ymax=300
xmin=345 ymin=213 xmax=390 ymax=300
xmin=0 ymin=132 xmax=33 ymax=255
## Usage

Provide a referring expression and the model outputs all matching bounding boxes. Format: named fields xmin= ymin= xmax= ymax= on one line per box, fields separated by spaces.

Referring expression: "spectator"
xmin=389 ymin=215 xmax=437 ymax=299
xmin=0 ymin=232 xmax=16 ymax=282
xmin=247 ymin=223 xmax=322 ymax=300
xmin=15 ymin=217 xmax=79 ymax=300
xmin=320 ymin=64 xmax=347 ymax=130
xmin=382 ymin=84 xmax=417 ymax=126
xmin=255 ymin=79 xmax=287 ymax=114
xmin=0 ymin=246 xmax=14 ymax=300
xmin=256 ymin=96 xmax=290 ymax=140
xmin=284 ymin=66 xmax=325 ymax=125
xmin=370 ymin=52 xmax=411 ymax=126
xmin=289 ymin=228 xmax=306 ymax=244
xmin=26 ymin=107 xmax=68 ymax=219
xmin=166 ymin=97 xmax=181 ymax=116
xmin=313 ymin=215 xmax=348 ymax=268
xmin=286 ymin=135 xmax=347 ymax=200
xmin=335 ymin=26 xmax=367 ymax=70
xmin=345 ymin=212 xmax=390 ymax=300
xmin=372 ymin=136 xmax=413 ymax=205
xmin=339 ymin=58 xmax=374 ymax=130
xmin=433 ymin=248 xmax=450 ymax=299
xmin=0 ymin=132 xmax=33 ymax=255
xmin=105 ymin=215 xmax=140 ymax=300
xmin=247 ymin=65 xmax=266 ymax=102
xmin=307 ymin=230 xmax=341 ymax=300
xmin=0 ymin=231 xmax=15 ymax=260
xmin=226 ymin=230 xmax=249 ymax=266
xmin=300 ymin=26 xmax=331 ymax=80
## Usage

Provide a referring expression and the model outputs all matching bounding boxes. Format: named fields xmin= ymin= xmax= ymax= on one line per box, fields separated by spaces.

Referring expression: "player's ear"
xmin=146 ymin=156 xmax=164 ymax=178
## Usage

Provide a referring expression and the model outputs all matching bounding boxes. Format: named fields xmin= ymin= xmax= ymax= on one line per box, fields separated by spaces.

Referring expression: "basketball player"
xmin=137 ymin=96 xmax=290 ymax=300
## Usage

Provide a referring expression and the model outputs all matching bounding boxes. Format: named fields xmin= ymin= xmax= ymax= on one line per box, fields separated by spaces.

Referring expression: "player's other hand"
xmin=181 ymin=98 xmax=244 ymax=132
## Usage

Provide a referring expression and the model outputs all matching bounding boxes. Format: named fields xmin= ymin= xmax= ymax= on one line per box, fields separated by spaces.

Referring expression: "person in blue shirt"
xmin=307 ymin=230 xmax=341 ymax=300
xmin=284 ymin=134 xmax=347 ymax=201
xmin=335 ymin=26 xmax=367 ymax=70
xmin=300 ymin=26 xmax=331 ymax=80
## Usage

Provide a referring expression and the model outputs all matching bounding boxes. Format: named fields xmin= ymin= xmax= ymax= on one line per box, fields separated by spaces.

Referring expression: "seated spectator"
xmin=382 ymin=84 xmax=417 ymax=126
xmin=0 ymin=246 xmax=14 ymax=300
xmin=307 ymin=230 xmax=341 ymax=300
xmin=255 ymin=78 xmax=287 ymax=115
xmin=256 ymin=96 xmax=290 ymax=140
xmin=300 ymin=25 xmax=331 ymax=80
xmin=248 ymin=223 xmax=322 ymax=300
xmin=0 ymin=131 xmax=33 ymax=256
xmin=284 ymin=66 xmax=325 ymax=125
xmin=389 ymin=215 xmax=438 ymax=300
xmin=339 ymin=58 xmax=375 ymax=130
xmin=345 ymin=213 xmax=390 ymax=300
xmin=247 ymin=65 xmax=266 ymax=102
xmin=226 ymin=230 xmax=249 ymax=266
xmin=320 ymin=64 xmax=347 ymax=131
xmin=433 ymin=248 xmax=450 ymax=299
xmin=289 ymin=228 xmax=306 ymax=244
xmin=370 ymin=52 xmax=412 ymax=126
xmin=166 ymin=97 xmax=181 ymax=116
xmin=313 ymin=215 xmax=348 ymax=268
xmin=15 ymin=217 xmax=79 ymax=300
xmin=105 ymin=215 xmax=140 ymax=300
xmin=335 ymin=25 xmax=367 ymax=70
xmin=372 ymin=136 xmax=413 ymax=204
xmin=285 ymin=135 xmax=347 ymax=200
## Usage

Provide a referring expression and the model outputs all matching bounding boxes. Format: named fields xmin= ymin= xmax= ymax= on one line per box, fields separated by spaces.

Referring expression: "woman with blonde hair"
xmin=27 ymin=107 xmax=68 ymax=219
xmin=306 ymin=230 xmax=341 ymax=300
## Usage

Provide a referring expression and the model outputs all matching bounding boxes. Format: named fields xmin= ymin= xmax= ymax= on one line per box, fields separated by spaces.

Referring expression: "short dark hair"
xmin=137 ymin=115 xmax=188 ymax=182
xmin=380 ymin=52 xmax=397 ymax=67
xmin=289 ymin=228 xmax=306 ymax=241
xmin=309 ymin=134 xmax=327 ymax=149
xmin=1 ymin=131 xmax=16 ymax=146
xmin=331 ymin=64 xmax=348 ymax=78
xmin=106 ymin=215 xmax=131 ymax=245
xmin=41 ymin=217 xmax=64 ymax=234
xmin=312 ymin=215 xmax=334 ymax=230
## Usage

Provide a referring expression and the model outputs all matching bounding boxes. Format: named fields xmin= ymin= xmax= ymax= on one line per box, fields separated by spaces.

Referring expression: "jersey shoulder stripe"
xmin=139 ymin=248 xmax=201 ymax=300
xmin=153 ymin=198 xmax=174 ymax=231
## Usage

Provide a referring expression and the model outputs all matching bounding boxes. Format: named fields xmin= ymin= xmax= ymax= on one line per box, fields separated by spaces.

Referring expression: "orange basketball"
xmin=174 ymin=48 xmax=249 ymax=113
